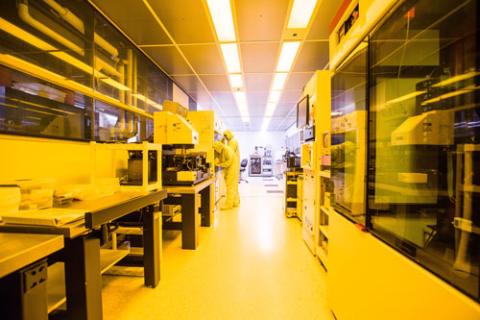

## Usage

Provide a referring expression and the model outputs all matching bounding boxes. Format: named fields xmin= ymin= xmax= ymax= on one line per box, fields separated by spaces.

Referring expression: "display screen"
xmin=296 ymin=95 xmax=309 ymax=128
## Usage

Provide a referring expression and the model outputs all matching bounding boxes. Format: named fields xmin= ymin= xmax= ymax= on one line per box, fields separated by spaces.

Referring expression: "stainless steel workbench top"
xmin=0 ymin=233 xmax=64 ymax=278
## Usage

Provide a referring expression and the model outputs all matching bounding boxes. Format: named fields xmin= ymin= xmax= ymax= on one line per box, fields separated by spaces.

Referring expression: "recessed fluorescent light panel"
xmin=268 ymin=90 xmax=282 ymax=103
xmin=261 ymin=118 xmax=271 ymax=132
xmin=221 ymin=43 xmax=241 ymax=73
xmin=288 ymin=0 xmax=318 ymax=29
xmin=265 ymin=102 xmax=277 ymax=117
xmin=228 ymin=74 xmax=243 ymax=89
xmin=272 ymin=73 xmax=288 ymax=90
xmin=206 ymin=0 xmax=236 ymax=42
xmin=233 ymin=91 xmax=249 ymax=122
xmin=276 ymin=42 xmax=301 ymax=72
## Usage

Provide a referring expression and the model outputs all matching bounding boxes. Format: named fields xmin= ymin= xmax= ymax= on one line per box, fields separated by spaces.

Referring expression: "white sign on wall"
xmin=173 ymin=83 xmax=190 ymax=109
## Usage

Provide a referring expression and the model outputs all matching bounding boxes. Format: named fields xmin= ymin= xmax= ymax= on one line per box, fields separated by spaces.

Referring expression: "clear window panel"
xmin=368 ymin=0 xmax=480 ymax=299
xmin=0 ymin=0 xmax=94 ymax=88
xmin=94 ymin=100 xmax=140 ymax=142
xmin=0 ymin=66 xmax=92 ymax=140
xmin=331 ymin=44 xmax=368 ymax=224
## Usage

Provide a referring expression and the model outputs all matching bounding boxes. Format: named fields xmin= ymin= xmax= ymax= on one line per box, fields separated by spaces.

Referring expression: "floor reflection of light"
xmin=256 ymin=211 xmax=275 ymax=252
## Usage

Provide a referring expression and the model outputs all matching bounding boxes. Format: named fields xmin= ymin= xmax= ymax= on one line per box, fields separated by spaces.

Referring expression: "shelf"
xmin=287 ymin=181 xmax=298 ymax=185
xmin=114 ymin=226 xmax=143 ymax=236
xmin=100 ymin=249 xmax=130 ymax=274
xmin=320 ymin=206 xmax=331 ymax=216
xmin=47 ymin=249 xmax=130 ymax=314
xmin=319 ymin=225 xmax=329 ymax=238
xmin=286 ymin=198 xmax=297 ymax=202
xmin=319 ymin=170 xmax=331 ymax=178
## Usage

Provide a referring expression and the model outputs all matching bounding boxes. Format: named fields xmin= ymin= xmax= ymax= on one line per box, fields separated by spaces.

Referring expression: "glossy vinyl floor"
xmin=102 ymin=177 xmax=333 ymax=319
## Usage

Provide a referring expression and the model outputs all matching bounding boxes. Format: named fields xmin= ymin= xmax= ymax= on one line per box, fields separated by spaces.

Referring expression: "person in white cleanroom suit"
xmin=213 ymin=141 xmax=236 ymax=210
xmin=223 ymin=129 xmax=240 ymax=207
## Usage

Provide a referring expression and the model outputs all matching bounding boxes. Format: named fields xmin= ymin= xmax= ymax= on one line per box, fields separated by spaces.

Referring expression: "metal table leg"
xmin=0 ymin=259 xmax=49 ymax=320
xmin=200 ymin=185 xmax=213 ymax=227
xmin=64 ymin=236 xmax=102 ymax=320
xmin=180 ymin=194 xmax=199 ymax=249
xmin=143 ymin=205 xmax=161 ymax=288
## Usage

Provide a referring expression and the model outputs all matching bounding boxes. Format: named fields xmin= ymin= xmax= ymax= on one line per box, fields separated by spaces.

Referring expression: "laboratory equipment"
xmin=162 ymin=152 xmax=210 ymax=186
xmin=299 ymin=71 xmax=331 ymax=262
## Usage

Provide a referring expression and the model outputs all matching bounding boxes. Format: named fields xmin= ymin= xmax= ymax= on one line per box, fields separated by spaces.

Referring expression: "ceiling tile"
xmin=244 ymin=74 xmax=273 ymax=92
xmin=146 ymin=0 xmax=215 ymax=44
xmin=280 ymin=90 xmax=302 ymax=104
xmin=143 ymin=46 xmax=193 ymax=75
xmin=91 ymin=0 xmax=171 ymax=45
xmin=171 ymin=75 xmax=203 ymax=93
xmin=180 ymin=45 xmax=224 ymax=75
xmin=241 ymin=43 xmax=279 ymax=73
xmin=199 ymin=75 xmax=230 ymax=92
xmin=307 ymin=0 xmax=344 ymax=40
xmin=275 ymin=102 xmax=296 ymax=116
xmin=284 ymin=72 xmax=313 ymax=91
xmin=246 ymin=91 xmax=268 ymax=111
xmin=212 ymin=92 xmax=236 ymax=110
xmin=292 ymin=42 xmax=329 ymax=72
xmin=235 ymin=0 xmax=290 ymax=41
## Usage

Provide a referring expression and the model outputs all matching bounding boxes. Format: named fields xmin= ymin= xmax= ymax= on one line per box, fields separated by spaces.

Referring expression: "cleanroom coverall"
xmin=213 ymin=141 xmax=235 ymax=209
xmin=223 ymin=130 xmax=240 ymax=207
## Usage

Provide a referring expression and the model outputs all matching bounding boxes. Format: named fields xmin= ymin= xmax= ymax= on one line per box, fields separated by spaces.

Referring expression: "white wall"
xmin=234 ymin=131 xmax=286 ymax=162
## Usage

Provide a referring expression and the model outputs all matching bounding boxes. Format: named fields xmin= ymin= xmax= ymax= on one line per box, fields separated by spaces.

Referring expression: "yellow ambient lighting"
xmin=206 ymin=0 xmax=236 ymax=42
xmin=276 ymin=42 xmax=301 ymax=72
xmin=221 ymin=43 xmax=241 ymax=73
xmin=0 ymin=54 xmax=151 ymax=119
xmin=233 ymin=91 xmax=249 ymax=122
xmin=421 ymin=85 xmax=480 ymax=106
xmin=287 ymin=0 xmax=318 ymax=29
xmin=385 ymin=91 xmax=425 ymax=106
xmin=272 ymin=73 xmax=288 ymax=91
xmin=432 ymin=71 xmax=480 ymax=87
xmin=98 ymin=77 xmax=130 ymax=91
xmin=0 ymin=18 xmax=129 ymax=93
xmin=133 ymin=94 xmax=163 ymax=110
xmin=228 ymin=74 xmax=243 ymax=89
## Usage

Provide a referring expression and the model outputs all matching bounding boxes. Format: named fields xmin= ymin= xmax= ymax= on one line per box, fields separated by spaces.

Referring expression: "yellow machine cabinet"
xmin=300 ymin=70 xmax=331 ymax=260
xmin=186 ymin=111 xmax=216 ymax=176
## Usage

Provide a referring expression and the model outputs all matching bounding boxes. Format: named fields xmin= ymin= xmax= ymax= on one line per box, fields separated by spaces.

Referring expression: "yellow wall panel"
xmin=328 ymin=211 xmax=480 ymax=320
xmin=0 ymin=135 xmax=113 ymax=184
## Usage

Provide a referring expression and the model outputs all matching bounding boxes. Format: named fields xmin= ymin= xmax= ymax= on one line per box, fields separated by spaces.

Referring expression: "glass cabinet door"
xmin=368 ymin=0 xmax=480 ymax=299
xmin=331 ymin=43 xmax=368 ymax=224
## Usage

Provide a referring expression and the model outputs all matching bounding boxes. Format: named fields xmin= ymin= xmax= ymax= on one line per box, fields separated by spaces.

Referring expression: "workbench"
xmin=164 ymin=177 xmax=214 ymax=250
xmin=0 ymin=189 xmax=167 ymax=320
xmin=0 ymin=233 xmax=64 ymax=320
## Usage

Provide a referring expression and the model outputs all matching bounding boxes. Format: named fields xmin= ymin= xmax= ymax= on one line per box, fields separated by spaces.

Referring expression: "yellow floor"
xmin=102 ymin=178 xmax=332 ymax=319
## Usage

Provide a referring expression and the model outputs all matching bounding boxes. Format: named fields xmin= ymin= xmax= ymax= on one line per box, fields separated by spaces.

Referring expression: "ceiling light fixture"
xmin=276 ymin=41 xmax=301 ymax=72
xmin=233 ymin=91 xmax=249 ymax=122
xmin=288 ymin=0 xmax=318 ymax=29
xmin=268 ymin=91 xmax=282 ymax=103
xmin=272 ymin=73 xmax=288 ymax=91
xmin=265 ymin=102 xmax=278 ymax=117
xmin=220 ymin=43 xmax=241 ymax=73
xmin=261 ymin=117 xmax=271 ymax=132
xmin=206 ymin=0 xmax=236 ymax=42
xmin=228 ymin=74 xmax=243 ymax=89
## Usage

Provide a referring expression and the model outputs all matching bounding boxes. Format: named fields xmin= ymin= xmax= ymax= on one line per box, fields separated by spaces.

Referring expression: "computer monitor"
xmin=296 ymin=95 xmax=309 ymax=128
